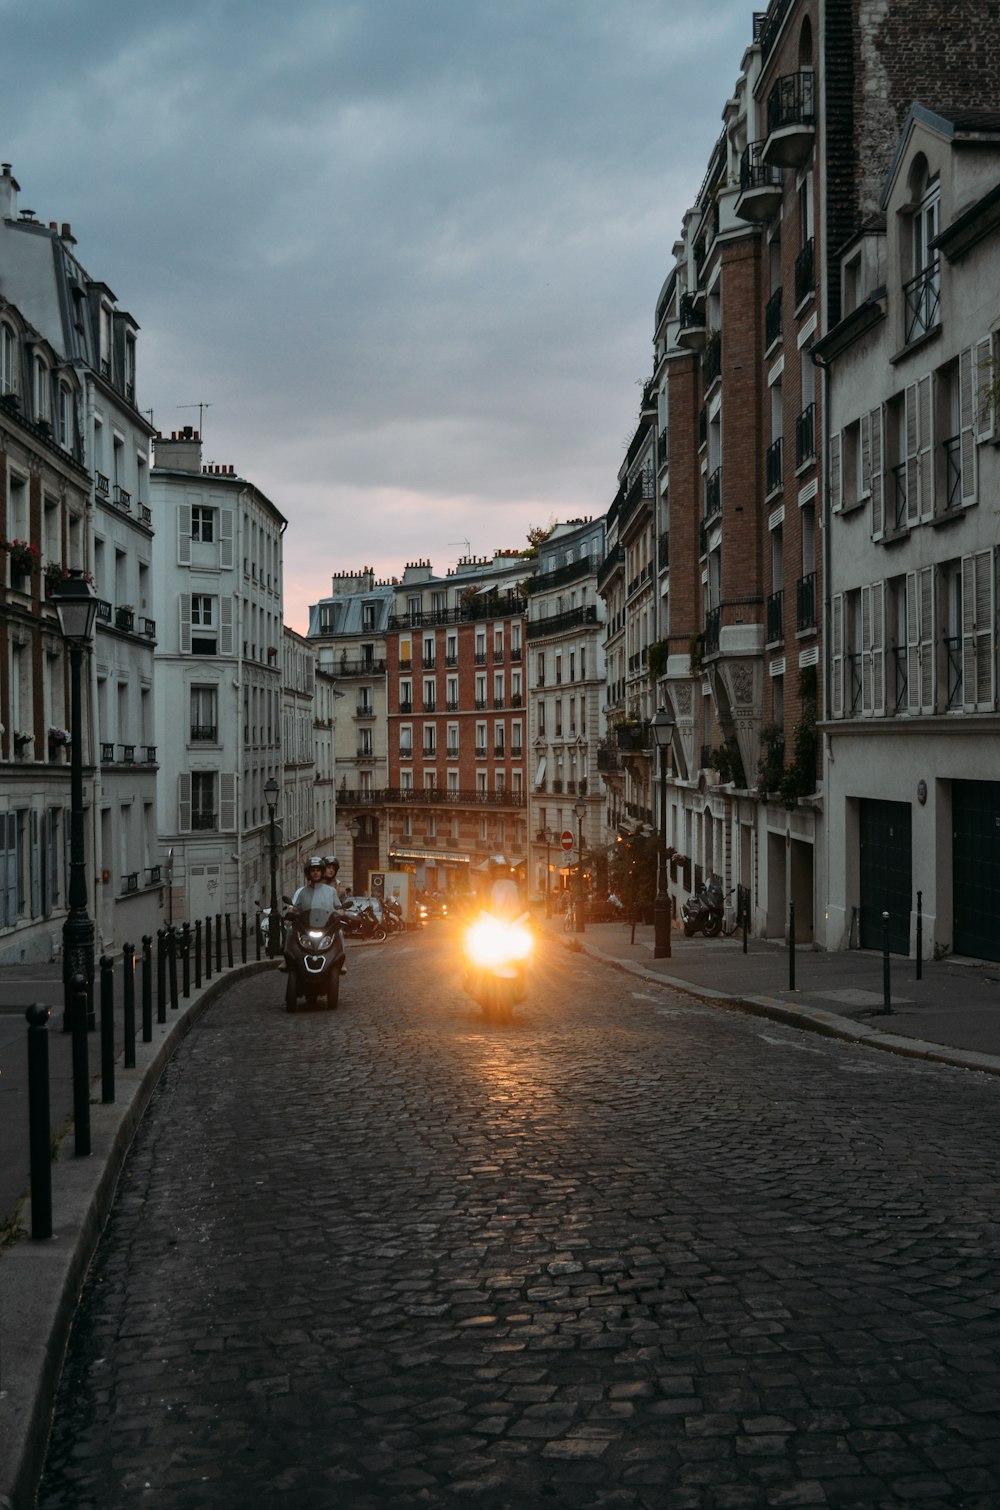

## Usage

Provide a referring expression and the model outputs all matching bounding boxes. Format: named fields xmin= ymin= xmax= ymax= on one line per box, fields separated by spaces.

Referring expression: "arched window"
xmin=798 ymin=15 xmax=813 ymax=67
xmin=902 ymin=154 xmax=941 ymax=342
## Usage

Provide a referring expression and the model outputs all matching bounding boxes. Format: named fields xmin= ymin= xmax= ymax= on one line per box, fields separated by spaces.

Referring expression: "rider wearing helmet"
xmin=322 ymin=856 xmax=344 ymax=900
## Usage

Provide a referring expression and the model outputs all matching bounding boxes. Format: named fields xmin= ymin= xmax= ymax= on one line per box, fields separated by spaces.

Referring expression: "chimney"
xmin=0 ymin=163 xmax=20 ymax=222
xmin=153 ymin=427 xmax=202 ymax=474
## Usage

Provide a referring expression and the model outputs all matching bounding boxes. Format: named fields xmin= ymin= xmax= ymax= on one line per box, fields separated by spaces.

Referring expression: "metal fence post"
xmin=215 ymin=912 xmax=222 ymax=974
xmin=26 ymin=1004 xmax=53 ymax=1239
xmin=194 ymin=918 xmax=202 ymax=989
xmin=882 ymin=911 xmax=892 ymax=1013
xmin=916 ymin=890 xmax=923 ymax=981
xmin=168 ymin=926 xmax=179 ymax=1011
xmin=788 ymin=900 xmax=796 ymax=991
xmin=141 ymin=935 xmax=153 ymax=1043
xmin=156 ymin=927 xmax=167 ymax=1025
xmin=100 ymin=953 xmax=115 ymax=1104
xmin=70 ymin=972 xmax=91 ymax=1157
xmin=123 ymin=942 xmax=136 ymax=1069
xmin=240 ymin=911 xmax=247 ymax=965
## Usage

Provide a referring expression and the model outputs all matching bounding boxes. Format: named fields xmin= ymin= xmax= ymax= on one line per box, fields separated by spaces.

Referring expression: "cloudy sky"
xmin=4 ymin=0 xmax=752 ymax=631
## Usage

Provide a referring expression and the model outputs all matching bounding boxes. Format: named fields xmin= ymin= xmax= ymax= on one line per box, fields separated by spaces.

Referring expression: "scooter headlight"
xmin=465 ymin=917 xmax=533 ymax=969
xmin=299 ymin=929 xmax=334 ymax=950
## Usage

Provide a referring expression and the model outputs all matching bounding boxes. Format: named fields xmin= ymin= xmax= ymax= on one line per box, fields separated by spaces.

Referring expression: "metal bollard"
xmin=142 ymin=936 xmax=153 ymax=1042
xmin=123 ymin=943 xmax=136 ymax=1069
xmin=240 ymin=911 xmax=247 ymax=965
xmin=788 ymin=900 xmax=796 ymax=991
xmin=168 ymin=926 xmax=179 ymax=1010
xmin=916 ymin=890 xmax=923 ymax=981
xmin=182 ymin=921 xmax=191 ymax=998
xmin=100 ymin=953 xmax=115 ymax=1104
xmin=70 ymin=972 xmax=91 ymax=1157
xmin=225 ymin=912 xmax=234 ymax=969
xmin=205 ymin=915 xmax=213 ymax=981
xmin=156 ymin=928 xmax=167 ymax=1024
xmin=26 ymin=1004 xmax=53 ymax=1239
xmin=215 ymin=912 xmax=222 ymax=973
xmin=882 ymin=911 xmax=892 ymax=1014
xmin=194 ymin=918 xmax=202 ymax=989
xmin=255 ymin=910 xmax=262 ymax=962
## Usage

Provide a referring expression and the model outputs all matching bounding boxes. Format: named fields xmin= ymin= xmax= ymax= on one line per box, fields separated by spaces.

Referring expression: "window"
xmin=192 ymin=772 xmax=216 ymax=830
xmin=0 ymin=322 xmax=16 ymax=396
xmin=494 ymin=723 xmax=505 ymax=757
xmin=493 ymin=672 xmax=504 ymax=707
xmin=423 ymin=725 xmax=437 ymax=757
xmin=475 ymin=674 xmax=486 ymax=708
xmin=362 ymin=601 xmax=377 ymax=631
xmin=399 ymin=724 xmax=412 ymax=757
xmin=423 ymin=635 xmax=435 ymax=668
xmin=192 ymin=595 xmax=215 ymax=627
xmin=407 ymin=595 xmax=422 ymax=626
xmin=34 ymin=355 xmax=48 ymax=421
xmin=399 ymin=679 xmax=412 ymax=712
xmin=904 ymin=162 xmax=940 ymax=343
xmin=191 ymin=507 xmax=214 ymax=542
xmin=423 ymin=677 xmax=436 ymax=712
xmin=536 ymin=652 xmax=545 ymax=686
xmin=190 ymin=686 xmax=218 ymax=741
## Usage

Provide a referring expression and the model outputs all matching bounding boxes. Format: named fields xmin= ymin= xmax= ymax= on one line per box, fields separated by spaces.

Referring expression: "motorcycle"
xmin=280 ymin=884 xmax=349 ymax=1011
xmin=681 ymin=874 xmax=732 ymax=938
xmin=382 ymin=897 xmax=406 ymax=934
xmin=341 ymin=899 xmax=387 ymax=942
xmin=255 ymin=902 xmax=281 ymax=957
xmin=462 ymin=908 xmax=533 ymax=1021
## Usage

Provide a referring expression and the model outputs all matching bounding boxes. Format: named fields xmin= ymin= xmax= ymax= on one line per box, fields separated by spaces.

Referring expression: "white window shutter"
xmin=831 ymin=593 xmax=844 ymax=717
xmin=219 ymin=596 xmax=234 ymax=656
xmin=871 ymin=580 xmax=885 ymax=715
xmin=178 ymin=503 xmax=192 ymax=566
xmin=178 ymin=773 xmax=191 ymax=833
xmin=974 ymin=335 xmax=996 ymax=443
xmin=906 ymin=572 xmax=921 ymax=714
xmin=962 ymin=550 xmax=995 ymax=711
xmin=219 ymin=772 xmax=237 ymax=831
xmin=919 ymin=566 xmax=934 ymax=713
xmin=860 ymin=411 xmax=871 ymax=497
xmin=959 ymin=346 xmax=978 ymax=505
xmin=829 ymin=431 xmax=842 ymax=513
xmin=219 ymin=508 xmax=234 ymax=569
xmin=860 ymin=585 xmax=873 ymax=714
xmin=870 ymin=406 xmax=884 ymax=539
xmin=917 ymin=374 xmax=933 ymax=520
xmin=179 ymin=593 xmax=191 ymax=654
xmin=904 ymin=383 xmax=920 ymax=528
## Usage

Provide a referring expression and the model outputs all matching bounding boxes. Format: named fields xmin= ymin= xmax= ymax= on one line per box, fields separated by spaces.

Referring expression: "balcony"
xmin=526 ymin=605 xmax=599 ymax=641
xmin=191 ymin=724 xmax=217 ymax=742
xmin=736 ymin=141 xmax=783 ymax=222
xmin=445 ymin=699 xmax=459 ymax=712
xmin=763 ymin=70 xmax=816 ymax=167
xmin=493 ymin=744 xmax=505 ymax=758
xmin=121 ymin=872 xmax=138 ymax=894
xmin=945 ymin=634 xmax=963 ymax=710
xmin=445 ymin=653 xmax=458 ymax=667
xmin=794 ymin=237 xmax=815 ymax=306
xmin=904 ymin=261 xmax=941 ymax=344
xmin=616 ymin=722 xmax=649 ymax=753
xmin=192 ymin=812 xmax=216 ymax=831
xmin=765 ymin=287 xmax=783 ymax=348
xmin=704 ymin=466 xmax=722 ymax=523
xmin=114 ymin=607 xmax=135 ymax=632
xmin=657 ymin=426 xmax=669 ymax=471
xmin=474 ymin=651 xmax=487 ymax=665
xmin=356 ymin=702 xmax=375 ymax=719
xmin=704 ymin=605 xmax=722 ymax=655
xmin=766 ymin=437 xmax=783 ymax=494
xmin=677 ymin=291 xmax=706 ymax=352
xmin=703 ymin=330 xmax=722 ymax=389
xmin=847 ymin=652 xmax=863 ymax=714
xmin=333 ymin=657 xmax=385 ymax=676
xmin=492 ymin=697 xmax=504 ymax=709
xmin=339 ymin=786 xmax=526 ymax=809
xmin=526 ymin=556 xmax=593 ymax=595
xmin=399 ymin=699 xmax=413 ymax=714
xmin=446 ymin=745 xmax=459 ymax=759
xmin=421 ymin=699 xmax=436 ymax=713
xmin=112 ymin=484 xmax=132 ymax=512
xmin=120 ymin=745 xmax=135 ymax=764
xmin=475 ymin=744 xmax=488 ymax=759
xmin=147 ymin=864 xmax=161 ymax=884
xmin=596 ymin=543 xmax=625 ymax=595
xmin=795 ymin=403 xmax=816 ymax=468
xmin=942 ymin=435 xmax=961 ymax=512
xmin=101 ymin=742 xmax=114 ymax=762
xmin=766 ymin=589 xmax=784 ymax=644
xmin=892 ymin=463 xmax=908 ymax=530
xmin=796 ymin=572 xmax=817 ymax=631
xmin=144 ymin=746 xmax=157 ymax=763
xmin=422 ymin=656 xmax=436 ymax=671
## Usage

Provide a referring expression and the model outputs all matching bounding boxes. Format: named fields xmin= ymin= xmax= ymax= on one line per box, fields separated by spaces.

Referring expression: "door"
xmin=859 ymin=799 xmax=911 ymax=953
xmin=953 ymin=780 xmax=1000 ymax=961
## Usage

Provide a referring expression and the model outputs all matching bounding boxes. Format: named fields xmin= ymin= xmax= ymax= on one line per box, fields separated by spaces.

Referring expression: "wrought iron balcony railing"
xmin=904 ymin=261 xmax=941 ymax=344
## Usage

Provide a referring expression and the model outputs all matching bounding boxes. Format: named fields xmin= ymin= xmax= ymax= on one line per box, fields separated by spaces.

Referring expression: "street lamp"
xmin=572 ymin=799 xmax=587 ymax=934
xmin=651 ymin=705 xmax=676 ymax=959
xmin=263 ymin=775 xmax=280 ymax=957
xmin=348 ymin=817 xmax=361 ymax=893
xmin=543 ymin=826 xmax=555 ymax=917
xmin=53 ymin=570 xmax=98 ymax=1034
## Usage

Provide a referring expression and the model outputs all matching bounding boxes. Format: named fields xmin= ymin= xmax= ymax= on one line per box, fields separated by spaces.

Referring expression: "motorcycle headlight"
xmin=465 ymin=917 xmax=534 ymax=969
xmin=299 ymin=930 xmax=333 ymax=950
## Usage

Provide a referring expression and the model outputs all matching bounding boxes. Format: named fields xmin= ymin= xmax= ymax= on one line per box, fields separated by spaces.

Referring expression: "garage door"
xmin=953 ymin=780 xmax=1000 ymax=961
xmin=859 ymin=799 xmax=911 ymax=954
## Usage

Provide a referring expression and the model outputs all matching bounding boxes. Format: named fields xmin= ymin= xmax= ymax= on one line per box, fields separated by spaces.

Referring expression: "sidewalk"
xmin=547 ymin=913 xmax=1000 ymax=1075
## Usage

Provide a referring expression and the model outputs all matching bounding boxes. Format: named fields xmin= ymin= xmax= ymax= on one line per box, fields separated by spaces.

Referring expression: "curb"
xmin=557 ymin=935 xmax=1000 ymax=1079
xmin=0 ymin=959 xmax=276 ymax=1510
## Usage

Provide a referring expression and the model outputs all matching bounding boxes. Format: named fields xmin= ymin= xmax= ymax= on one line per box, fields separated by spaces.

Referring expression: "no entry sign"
xmin=560 ymin=830 xmax=575 ymax=851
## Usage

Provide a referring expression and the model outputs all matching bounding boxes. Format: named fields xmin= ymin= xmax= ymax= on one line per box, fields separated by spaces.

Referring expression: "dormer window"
xmin=0 ymin=323 xmax=16 ymax=396
xmin=34 ymin=354 xmax=48 ymax=420
xmin=902 ymin=158 xmax=940 ymax=344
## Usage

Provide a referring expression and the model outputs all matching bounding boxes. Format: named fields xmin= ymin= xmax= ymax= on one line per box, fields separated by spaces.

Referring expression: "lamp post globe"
xmin=263 ymin=775 xmax=280 ymax=957
xmin=572 ymin=799 xmax=587 ymax=934
xmin=650 ymin=706 xmax=676 ymax=959
xmin=53 ymin=570 xmax=98 ymax=1035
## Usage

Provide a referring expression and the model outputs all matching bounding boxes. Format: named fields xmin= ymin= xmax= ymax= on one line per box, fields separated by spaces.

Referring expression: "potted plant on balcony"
xmin=13 ymin=729 xmax=34 ymax=756
xmin=2 ymin=537 xmax=40 ymax=585
xmin=48 ymin=726 xmax=71 ymax=760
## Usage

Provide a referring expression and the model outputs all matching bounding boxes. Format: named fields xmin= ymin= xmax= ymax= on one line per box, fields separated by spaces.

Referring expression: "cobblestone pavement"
xmin=36 ymin=928 xmax=1000 ymax=1509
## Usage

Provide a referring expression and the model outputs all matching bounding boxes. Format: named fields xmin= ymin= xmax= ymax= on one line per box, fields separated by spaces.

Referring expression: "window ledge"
xmin=890 ymin=324 xmax=942 ymax=365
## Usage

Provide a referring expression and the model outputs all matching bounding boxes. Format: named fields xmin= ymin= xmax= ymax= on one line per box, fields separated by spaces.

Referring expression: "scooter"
xmin=681 ymin=874 xmax=729 ymax=937
xmin=342 ymin=900 xmax=387 ymax=942
xmin=281 ymin=884 xmax=349 ymax=1011
xmin=462 ymin=909 xmax=533 ymax=1021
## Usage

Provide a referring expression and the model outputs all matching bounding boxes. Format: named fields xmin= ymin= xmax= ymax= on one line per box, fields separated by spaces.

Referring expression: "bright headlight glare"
xmin=299 ymin=931 xmax=333 ymax=950
xmin=465 ymin=917 xmax=533 ymax=968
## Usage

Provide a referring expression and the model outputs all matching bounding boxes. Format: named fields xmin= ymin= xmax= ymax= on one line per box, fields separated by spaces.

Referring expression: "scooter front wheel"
xmin=683 ymin=921 xmax=696 ymax=938
xmin=705 ymin=914 xmax=723 ymax=937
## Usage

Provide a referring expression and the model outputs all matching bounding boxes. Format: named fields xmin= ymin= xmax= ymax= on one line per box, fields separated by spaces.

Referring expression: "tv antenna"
xmin=178 ymin=402 xmax=212 ymax=434
xmin=448 ymin=539 xmax=471 ymax=558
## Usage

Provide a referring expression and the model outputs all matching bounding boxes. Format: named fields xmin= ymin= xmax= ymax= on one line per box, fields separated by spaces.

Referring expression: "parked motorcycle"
xmin=281 ymin=884 xmax=349 ymax=1011
xmin=462 ymin=909 xmax=533 ymax=1021
xmin=255 ymin=901 xmax=281 ymax=957
xmin=681 ymin=874 xmax=733 ymax=938
xmin=341 ymin=899 xmax=387 ymax=942
xmin=382 ymin=897 xmax=406 ymax=934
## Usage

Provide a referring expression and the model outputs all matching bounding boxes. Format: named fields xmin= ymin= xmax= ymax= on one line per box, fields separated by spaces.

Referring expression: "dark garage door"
xmin=953 ymin=780 xmax=1000 ymax=962
xmin=859 ymin=798 xmax=912 ymax=953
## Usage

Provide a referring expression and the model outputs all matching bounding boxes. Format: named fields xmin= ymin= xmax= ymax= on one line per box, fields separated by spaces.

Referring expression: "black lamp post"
xmin=263 ymin=775 xmax=280 ymax=957
xmin=651 ymin=705 xmax=676 ymax=959
xmin=348 ymin=817 xmax=361 ymax=893
xmin=572 ymin=799 xmax=587 ymax=934
xmin=54 ymin=570 xmax=98 ymax=1034
xmin=543 ymin=826 xmax=555 ymax=917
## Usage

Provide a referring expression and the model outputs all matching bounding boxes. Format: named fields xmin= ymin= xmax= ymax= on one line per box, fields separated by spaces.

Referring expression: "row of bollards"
xmin=25 ymin=912 xmax=268 ymax=1241
xmin=787 ymin=892 xmax=927 ymax=1015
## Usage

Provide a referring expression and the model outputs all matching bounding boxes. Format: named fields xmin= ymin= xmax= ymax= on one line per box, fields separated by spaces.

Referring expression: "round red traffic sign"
xmin=560 ymin=829 xmax=575 ymax=851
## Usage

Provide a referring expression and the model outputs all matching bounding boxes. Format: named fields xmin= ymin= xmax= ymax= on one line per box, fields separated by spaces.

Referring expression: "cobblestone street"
xmin=37 ymin=929 xmax=1000 ymax=1508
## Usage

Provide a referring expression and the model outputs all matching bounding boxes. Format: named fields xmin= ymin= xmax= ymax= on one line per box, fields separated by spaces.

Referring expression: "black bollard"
xmin=100 ymin=953 xmax=115 ymax=1104
xmin=182 ymin=921 xmax=191 ymax=998
xmin=225 ymin=912 xmax=234 ymax=969
xmin=789 ymin=900 xmax=796 ymax=991
xmin=240 ymin=911 xmax=247 ymax=965
xmin=167 ymin=926 xmax=179 ymax=1010
xmin=205 ymin=915 xmax=213 ymax=980
xmin=141 ymin=935 xmax=153 ymax=1043
xmin=156 ymin=927 xmax=167 ymax=1024
xmin=26 ymin=1004 xmax=53 ymax=1239
xmin=123 ymin=942 xmax=136 ymax=1069
xmin=70 ymin=972 xmax=91 ymax=1157
xmin=882 ymin=911 xmax=892 ymax=1014
xmin=916 ymin=890 xmax=923 ymax=981
xmin=194 ymin=918 xmax=202 ymax=989
xmin=215 ymin=912 xmax=222 ymax=973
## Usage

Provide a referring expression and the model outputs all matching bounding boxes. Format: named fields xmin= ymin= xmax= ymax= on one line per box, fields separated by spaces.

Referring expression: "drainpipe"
xmin=812 ymin=344 xmax=833 ymax=951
